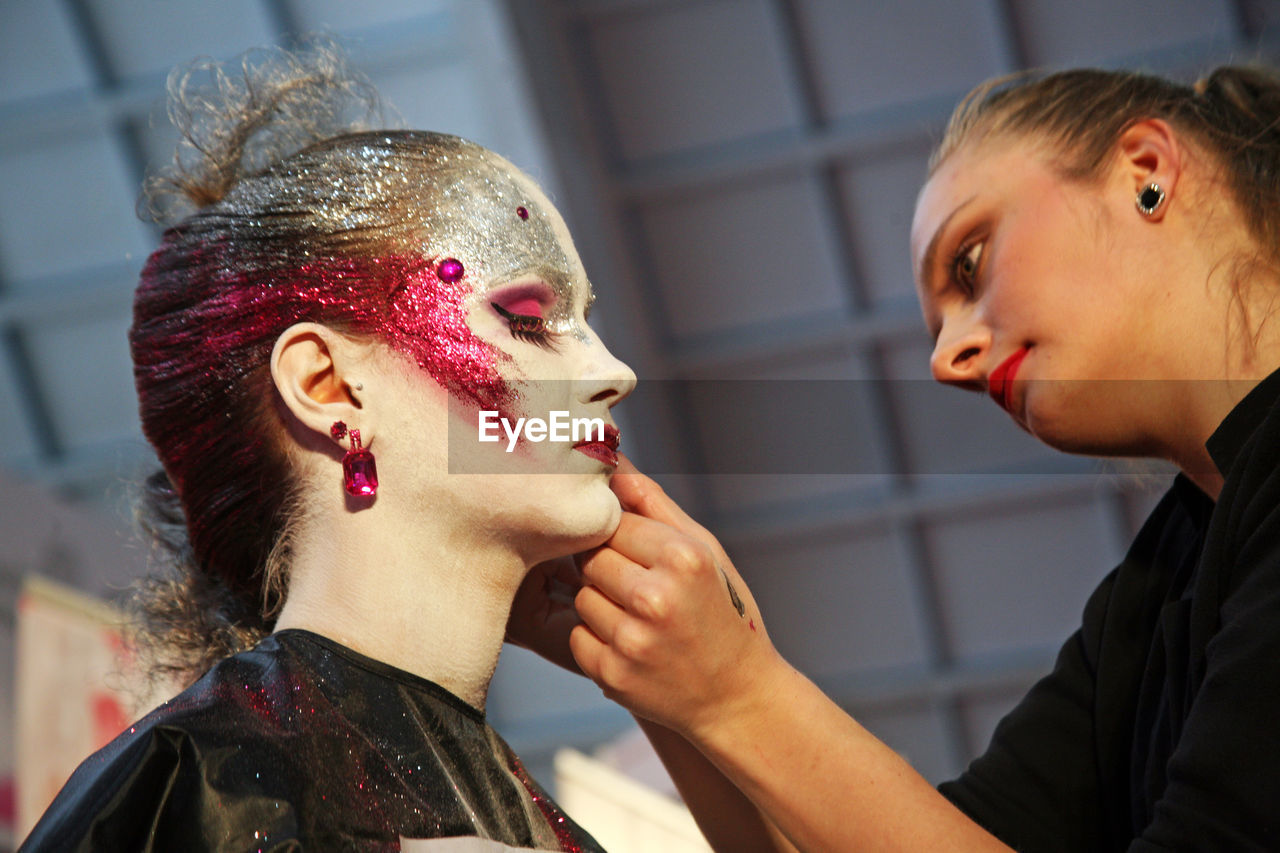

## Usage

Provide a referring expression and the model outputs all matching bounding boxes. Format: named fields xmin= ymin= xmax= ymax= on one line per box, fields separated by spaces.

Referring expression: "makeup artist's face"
xmin=910 ymin=135 xmax=1170 ymax=457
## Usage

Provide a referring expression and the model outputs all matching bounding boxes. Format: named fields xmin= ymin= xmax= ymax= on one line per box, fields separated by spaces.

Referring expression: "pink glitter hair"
xmin=129 ymin=44 xmax=517 ymax=681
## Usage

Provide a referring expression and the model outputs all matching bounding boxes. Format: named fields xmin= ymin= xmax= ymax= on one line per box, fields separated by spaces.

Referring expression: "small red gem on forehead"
xmin=516 ymin=206 xmax=529 ymax=220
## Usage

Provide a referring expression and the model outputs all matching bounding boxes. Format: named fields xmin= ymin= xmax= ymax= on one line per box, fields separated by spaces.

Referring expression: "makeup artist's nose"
xmin=930 ymin=316 xmax=990 ymax=392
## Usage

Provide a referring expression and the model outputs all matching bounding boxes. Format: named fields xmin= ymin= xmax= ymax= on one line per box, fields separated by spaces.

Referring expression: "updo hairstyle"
xmin=129 ymin=42 xmax=499 ymax=683
xmin=934 ymin=65 xmax=1280 ymax=268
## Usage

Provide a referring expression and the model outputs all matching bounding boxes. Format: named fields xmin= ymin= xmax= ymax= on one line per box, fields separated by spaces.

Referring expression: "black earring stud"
xmin=1136 ymin=182 xmax=1165 ymax=216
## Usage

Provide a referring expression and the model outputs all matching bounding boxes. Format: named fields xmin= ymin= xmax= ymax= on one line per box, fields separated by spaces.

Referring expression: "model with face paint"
xmin=19 ymin=44 xmax=630 ymax=851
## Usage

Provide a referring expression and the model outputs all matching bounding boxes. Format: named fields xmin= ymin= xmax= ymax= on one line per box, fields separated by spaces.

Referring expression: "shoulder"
xmin=19 ymin=641 xmax=309 ymax=852
xmin=1209 ymin=383 xmax=1280 ymax=596
xmin=1079 ymin=479 xmax=1206 ymax=649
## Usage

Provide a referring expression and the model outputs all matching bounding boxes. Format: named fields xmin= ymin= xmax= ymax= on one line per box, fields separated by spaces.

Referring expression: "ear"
xmin=1116 ymin=118 xmax=1184 ymax=222
xmin=270 ymin=323 xmax=373 ymax=446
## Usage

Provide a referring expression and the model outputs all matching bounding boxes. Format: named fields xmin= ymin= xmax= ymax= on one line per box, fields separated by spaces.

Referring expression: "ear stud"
xmin=1136 ymin=182 xmax=1165 ymax=216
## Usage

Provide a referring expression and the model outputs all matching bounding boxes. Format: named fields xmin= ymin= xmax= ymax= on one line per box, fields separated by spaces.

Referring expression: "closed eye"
xmin=491 ymin=301 xmax=559 ymax=350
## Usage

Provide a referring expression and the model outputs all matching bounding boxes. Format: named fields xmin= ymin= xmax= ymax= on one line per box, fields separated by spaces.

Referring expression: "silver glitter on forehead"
xmin=219 ymin=130 xmax=589 ymax=329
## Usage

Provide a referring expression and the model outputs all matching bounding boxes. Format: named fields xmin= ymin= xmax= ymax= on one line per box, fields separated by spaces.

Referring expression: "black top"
xmin=19 ymin=630 xmax=604 ymax=852
xmin=940 ymin=369 xmax=1280 ymax=851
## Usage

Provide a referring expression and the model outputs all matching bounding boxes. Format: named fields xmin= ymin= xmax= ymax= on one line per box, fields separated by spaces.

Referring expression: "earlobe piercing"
xmin=1136 ymin=182 xmax=1166 ymax=217
xmin=331 ymin=420 xmax=378 ymax=497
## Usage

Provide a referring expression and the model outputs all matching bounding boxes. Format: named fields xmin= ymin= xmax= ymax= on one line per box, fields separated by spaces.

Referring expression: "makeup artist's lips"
xmin=988 ymin=348 xmax=1029 ymax=414
xmin=573 ymin=424 xmax=620 ymax=467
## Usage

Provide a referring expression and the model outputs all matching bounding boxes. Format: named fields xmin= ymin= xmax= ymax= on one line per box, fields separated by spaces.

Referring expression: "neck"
xmin=274 ymin=496 xmax=527 ymax=712
xmin=1165 ymin=365 xmax=1279 ymax=502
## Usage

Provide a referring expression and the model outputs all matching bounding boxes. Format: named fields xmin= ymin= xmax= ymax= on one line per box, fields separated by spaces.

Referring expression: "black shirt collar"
xmin=1205 ymin=366 xmax=1280 ymax=476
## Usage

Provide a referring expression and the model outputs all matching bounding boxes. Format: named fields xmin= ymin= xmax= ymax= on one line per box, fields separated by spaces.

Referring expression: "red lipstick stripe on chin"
xmin=988 ymin=348 xmax=1028 ymax=411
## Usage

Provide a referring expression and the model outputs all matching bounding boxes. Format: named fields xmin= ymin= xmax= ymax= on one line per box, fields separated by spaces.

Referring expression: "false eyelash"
xmin=491 ymin=302 xmax=558 ymax=349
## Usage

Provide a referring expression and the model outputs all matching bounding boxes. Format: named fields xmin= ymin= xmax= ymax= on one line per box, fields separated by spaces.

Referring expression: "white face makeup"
xmin=231 ymin=131 xmax=635 ymax=557
xmin=360 ymin=153 xmax=635 ymax=562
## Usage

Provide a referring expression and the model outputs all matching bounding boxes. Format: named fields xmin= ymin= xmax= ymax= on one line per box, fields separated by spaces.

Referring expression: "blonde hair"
xmin=933 ymin=66 xmax=1280 ymax=265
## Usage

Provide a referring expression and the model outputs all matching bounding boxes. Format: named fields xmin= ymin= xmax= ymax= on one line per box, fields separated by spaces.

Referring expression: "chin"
xmin=521 ymin=477 xmax=622 ymax=561
xmin=1024 ymin=404 xmax=1148 ymax=459
xmin=569 ymin=479 xmax=624 ymax=545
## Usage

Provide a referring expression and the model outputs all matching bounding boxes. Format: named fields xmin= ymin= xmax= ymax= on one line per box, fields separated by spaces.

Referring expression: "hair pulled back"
xmin=934 ymin=65 xmax=1280 ymax=266
xmin=130 ymin=41 xmax=388 ymax=683
xmin=128 ymin=42 xmax=508 ymax=684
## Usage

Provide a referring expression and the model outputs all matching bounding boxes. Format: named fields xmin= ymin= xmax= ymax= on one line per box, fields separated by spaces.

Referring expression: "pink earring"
xmin=331 ymin=421 xmax=378 ymax=497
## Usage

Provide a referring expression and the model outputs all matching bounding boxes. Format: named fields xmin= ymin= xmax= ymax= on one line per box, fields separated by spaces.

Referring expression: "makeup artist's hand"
xmin=571 ymin=455 xmax=787 ymax=738
xmin=505 ymin=555 xmax=585 ymax=675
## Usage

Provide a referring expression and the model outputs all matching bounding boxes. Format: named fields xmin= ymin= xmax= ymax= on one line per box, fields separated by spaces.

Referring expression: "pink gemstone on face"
xmin=437 ymin=258 xmax=465 ymax=283
xmin=343 ymin=449 xmax=379 ymax=497
xmin=517 ymin=206 xmax=529 ymax=220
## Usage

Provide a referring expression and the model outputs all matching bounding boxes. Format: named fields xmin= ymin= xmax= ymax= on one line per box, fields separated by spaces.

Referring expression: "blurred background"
xmin=2 ymin=0 xmax=1279 ymax=847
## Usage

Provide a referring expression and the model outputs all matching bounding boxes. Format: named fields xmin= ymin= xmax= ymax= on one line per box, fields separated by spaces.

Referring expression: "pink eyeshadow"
xmin=499 ymin=296 xmax=544 ymax=317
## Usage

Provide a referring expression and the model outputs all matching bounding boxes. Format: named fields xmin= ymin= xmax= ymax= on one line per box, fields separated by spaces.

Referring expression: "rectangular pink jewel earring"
xmin=331 ymin=420 xmax=378 ymax=497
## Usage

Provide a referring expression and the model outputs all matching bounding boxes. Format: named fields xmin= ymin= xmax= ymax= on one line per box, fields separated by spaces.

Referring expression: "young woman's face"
xmin=378 ymin=164 xmax=635 ymax=563
xmin=910 ymin=136 xmax=1177 ymax=457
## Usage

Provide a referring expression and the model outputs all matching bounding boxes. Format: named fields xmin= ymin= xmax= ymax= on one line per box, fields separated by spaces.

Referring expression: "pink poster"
xmin=14 ymin=577 xmax=174 ymax=841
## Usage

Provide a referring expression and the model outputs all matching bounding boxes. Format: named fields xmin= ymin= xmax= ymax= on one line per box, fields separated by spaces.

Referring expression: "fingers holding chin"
xmin=568 ymin=622 xmax=604 ymax=678
xmin=573 ymin=582 xmax=626 ymax=641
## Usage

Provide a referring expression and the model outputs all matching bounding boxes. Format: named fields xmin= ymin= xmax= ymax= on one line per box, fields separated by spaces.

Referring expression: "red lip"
xmin=574 ymin=424 xmax=620 ymax=467
xmin=988 ymin=348 xmax=1029 ymax=414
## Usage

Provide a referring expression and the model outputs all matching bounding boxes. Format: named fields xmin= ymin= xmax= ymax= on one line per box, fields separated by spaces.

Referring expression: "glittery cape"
xmin=18 ymin=631 xmax=604 ymax=852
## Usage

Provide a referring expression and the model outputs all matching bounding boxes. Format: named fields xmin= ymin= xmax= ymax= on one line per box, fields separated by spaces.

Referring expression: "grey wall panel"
xmin=0 ymin=132 xmax=151 ymax=286
xmin=584 ymin=0 xmax=801 ymax=162
xmin=836 ymin=142 xmax=933 ymax=307
xmin=956 ymin=680 xmax=1040 ymax=758
xmin=1014 ymin=0 xmax=1237 ymax=66
xmin=925 ymin=495 xmax=1117 ymax=661
xmin=22 ymin=309 xmax=139 ymax=451
xmin=0 ymin=361 xmax=39 ymax=461
xmin=689 ymin=345 xmax=893 ymax=512
xmin=0 ymin=1 xmax=94 ymax=102
xmin=84 ymin=0 xmax=277 ymax=81
xmin=371 ymin=63 xmax=491 ymax=146
xmin=638 ymin=171 xmax=849 ymax=339
xmin=794 ymin=0 xmax=1010 ymax=122
xmin=737 ymin=530 xmax=928 ymax=676
xmin=290 ymin=0 xmax=453 ymax=31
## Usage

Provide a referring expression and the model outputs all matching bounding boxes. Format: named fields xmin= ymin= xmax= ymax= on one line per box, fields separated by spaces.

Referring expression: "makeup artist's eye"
xmin=951 ymin=240 xmax=985 ymax=293
xmin=492 ymin=302 xmax=559 ymax=350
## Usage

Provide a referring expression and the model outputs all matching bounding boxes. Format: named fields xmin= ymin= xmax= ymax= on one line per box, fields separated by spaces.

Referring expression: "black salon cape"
xmin=939 ymin=368 xmax=1280 ymax=851
xmin=19 ymin=630 xmax=604 ymax=852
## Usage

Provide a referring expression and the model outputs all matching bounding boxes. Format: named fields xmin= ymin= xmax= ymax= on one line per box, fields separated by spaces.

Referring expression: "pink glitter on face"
xmin=136 ymin=244 xmax=513 ymax=510
xmin=383 ymin=256 xmax=509 ymax=411
xmin=226 ymin=252 xmax=511 ymax=413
